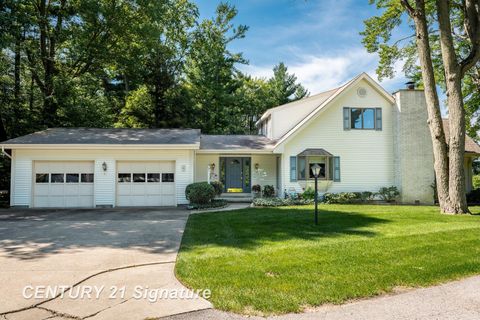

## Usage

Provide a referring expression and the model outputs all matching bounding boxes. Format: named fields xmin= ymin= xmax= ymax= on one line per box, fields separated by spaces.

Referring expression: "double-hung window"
xmin=344 ymin=107 xmax=382 ymax=130
xmin=351 ymin=108 xmax=375 ymax=129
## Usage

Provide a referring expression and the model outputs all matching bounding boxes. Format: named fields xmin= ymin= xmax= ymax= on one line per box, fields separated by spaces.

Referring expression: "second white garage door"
xmin=116 ymin=161 xmax=176 ymax=207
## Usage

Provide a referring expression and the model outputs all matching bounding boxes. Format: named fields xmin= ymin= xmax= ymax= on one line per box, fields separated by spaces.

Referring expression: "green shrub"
xmin=263 ymin=185 xmax=275 ymax=197
xmin=0 ymin=191 xmax=8 ymax=208
xmin=302 ymin=187 xmax=315 ymax=200
xmin=323 ymin=192 xmax=359 ymax=204
xmin=188 ymin=199 xmax=228 ymax=210
xmin=377 ymin=186 xmax=400 ymax=202
xmin=252 ymin=184 xmax=261 ymax=193
xmin=185 ymin=182 xmax=216 ymax=204
xmin=253 ymin=197 xmax=314 ymax=207
xmin=467 ymin=189 xmax=480 ymax=203
xmin=360 ymin=191 xmax=374 ymax=202
xmin=210 ymin=181 xmax=223 ymax=196
xmin=473 ymin=175 xmax=480 ymax=190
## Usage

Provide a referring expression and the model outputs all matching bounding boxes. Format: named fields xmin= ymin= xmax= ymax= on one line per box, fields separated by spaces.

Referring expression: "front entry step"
xmin=218 ymin=193 xmax=253 ymax=203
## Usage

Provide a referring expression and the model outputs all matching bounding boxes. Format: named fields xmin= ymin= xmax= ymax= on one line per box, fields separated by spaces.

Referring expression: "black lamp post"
xmin=311 ymin=163 xmax=321 ymax=225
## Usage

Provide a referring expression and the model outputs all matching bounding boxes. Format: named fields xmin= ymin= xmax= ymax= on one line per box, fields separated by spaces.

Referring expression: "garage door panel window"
xmin=51 ymin=174 xmax=64 ymax=183
xmin=147 ymin=173 xmax=160 ymax=182
xmin=133 ymin=173 xmax=146 ymax=183
xmin=66 ymin=173 xmax=79 ymax=183
xmin=118 ymin=173 xmax=131 ymax=183
xmin=162 ymin=173 xmax=174 ymax=182
xmin=81 ymin=173 xmax=94 ymax=183
xmin=36 ymin=173 xmax=49 ymax=183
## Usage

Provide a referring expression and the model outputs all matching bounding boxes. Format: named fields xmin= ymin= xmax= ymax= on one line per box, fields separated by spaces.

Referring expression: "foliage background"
xmin=0 ymin=0 xmax=309 ymax=191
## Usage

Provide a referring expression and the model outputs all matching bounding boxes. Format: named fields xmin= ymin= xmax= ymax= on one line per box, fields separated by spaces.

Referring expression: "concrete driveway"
xmin=0 ymin=208 xmax=211 ymax=320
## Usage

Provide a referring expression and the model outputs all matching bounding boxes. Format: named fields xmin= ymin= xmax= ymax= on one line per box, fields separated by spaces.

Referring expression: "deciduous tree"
xmin=362 ymin=0 xmax=480 ymax=213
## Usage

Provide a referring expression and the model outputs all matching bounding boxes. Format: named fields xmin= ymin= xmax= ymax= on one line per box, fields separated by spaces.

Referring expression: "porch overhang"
xmin=297 ymin=148 xmax=333 ymax=157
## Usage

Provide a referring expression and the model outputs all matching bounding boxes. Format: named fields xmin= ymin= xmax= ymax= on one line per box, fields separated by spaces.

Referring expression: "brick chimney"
xmin=393 ymin=88 xmax=435 ymax=204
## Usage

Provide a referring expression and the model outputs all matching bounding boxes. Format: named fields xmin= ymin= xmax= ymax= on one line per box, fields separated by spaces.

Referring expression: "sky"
xmin=195 ymin=0 xmax=410 ymax=95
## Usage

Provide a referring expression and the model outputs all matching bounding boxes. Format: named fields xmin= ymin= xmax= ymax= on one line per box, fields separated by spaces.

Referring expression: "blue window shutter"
xmin=343 ymin=107 xmax=351 ymax=130
xmin=375 ymin=108 xmax=382 ymax=131
xmin=290 ymin=156 xmax=297 ymax=182
xmin=333 ymin=156 xmax=341 ymax=182
xmin=298 ymin=157 xmax=306 ymax=180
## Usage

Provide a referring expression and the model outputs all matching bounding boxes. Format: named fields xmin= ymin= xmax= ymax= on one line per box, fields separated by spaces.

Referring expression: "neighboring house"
xmin=1 ymin=73 xmax=479 ymax=208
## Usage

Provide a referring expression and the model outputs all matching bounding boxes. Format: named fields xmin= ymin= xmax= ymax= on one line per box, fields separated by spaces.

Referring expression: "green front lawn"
xmin=175 ymin=205 xmax=480 ymax=315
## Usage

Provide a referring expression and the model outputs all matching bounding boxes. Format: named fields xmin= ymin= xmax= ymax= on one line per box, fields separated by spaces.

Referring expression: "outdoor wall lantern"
xmin=311 ymin=163 xmax=321 ymax=225
xmin=210 ymin=163 xmax=216 ymax=171
xmin=102 ymin=162 xmax=108 ymax=172
xmin=254 ymin=163 xmax=260 ymax=170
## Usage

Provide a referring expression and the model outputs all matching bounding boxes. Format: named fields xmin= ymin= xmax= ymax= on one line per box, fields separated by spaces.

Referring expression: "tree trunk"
xmin=38 ymin=0 xmax=60 ymax=127
xmin=153 ymin=84 xmax=167 ymax=128
xmin=0 ymin=114 xmax=7 ymax=142
xmin=14 ymin=35 xmax=21 ymax=129
xmin=436 ymin=0 xmax=469 ymax=213
xmin=446 ymin=77 xmax=468 ymax=213
xmin=410 ymin=0 xmax=451 ymax=211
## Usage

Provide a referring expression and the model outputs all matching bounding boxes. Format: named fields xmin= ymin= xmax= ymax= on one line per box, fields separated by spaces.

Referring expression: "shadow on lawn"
xmin=181 ymin=207 xmax=391 ymax=250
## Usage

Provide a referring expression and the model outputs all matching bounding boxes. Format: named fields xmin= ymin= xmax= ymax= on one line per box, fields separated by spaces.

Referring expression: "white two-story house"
xmin=2 ymin=73 xmax=479 ymax=208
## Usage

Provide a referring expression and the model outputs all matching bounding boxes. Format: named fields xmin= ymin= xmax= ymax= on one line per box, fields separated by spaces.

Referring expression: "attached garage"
xmin=116 ymin=161 xmax=176 ymax=207
xmin=33 ymin=161 xmax=95 ymax=208
xmin=1 ymin=128 xmax=199 ymax=208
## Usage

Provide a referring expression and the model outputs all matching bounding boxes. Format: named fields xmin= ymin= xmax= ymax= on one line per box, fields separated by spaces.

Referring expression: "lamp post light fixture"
xmin=311 ymin=163 xmax=321 ymax=225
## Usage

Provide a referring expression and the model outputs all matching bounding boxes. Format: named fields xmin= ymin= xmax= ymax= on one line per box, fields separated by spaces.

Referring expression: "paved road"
xmin=0 ymin=208 xmax=211 ymax=320
xmin=163 ymin=275 xmax=480 ymax=320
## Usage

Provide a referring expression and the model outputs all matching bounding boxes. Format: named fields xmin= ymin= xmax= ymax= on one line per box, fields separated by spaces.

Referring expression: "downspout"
xmin=1 ymin=146 xmax=11 ymax=159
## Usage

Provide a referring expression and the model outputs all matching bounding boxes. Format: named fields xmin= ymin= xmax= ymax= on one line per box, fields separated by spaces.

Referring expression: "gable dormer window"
xmin=343 ymin=107 xmax=382 ymax=131
xmin=258 ymin=116 xmax=271 ymax=137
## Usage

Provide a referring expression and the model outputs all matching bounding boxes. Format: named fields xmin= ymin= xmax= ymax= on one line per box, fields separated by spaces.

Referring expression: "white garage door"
xmin=33 ymin=161 xmax=95 ymax=208
xmin=116 ymin=161 xmax=176 ymax=207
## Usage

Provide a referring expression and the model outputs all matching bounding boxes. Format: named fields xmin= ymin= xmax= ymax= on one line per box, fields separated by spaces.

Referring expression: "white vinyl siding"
xmin=11 ymin=152 xmax=32 ymax=207
xmin=195 ymin=154 xmax=219 ymax=182
xmin=251 ymin=154 xmax=277 ymax=189
xmin=94 ymin=159 xmax=116 ymax=206
xmin=280 ymin=79 xmax=394 ymax=194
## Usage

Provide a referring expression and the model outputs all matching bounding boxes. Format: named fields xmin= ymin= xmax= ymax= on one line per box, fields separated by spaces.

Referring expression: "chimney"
xmin=392 ymin=89 xmax=435 ymax=204
xmin=405 ymin=81 xmax=416 ymax=90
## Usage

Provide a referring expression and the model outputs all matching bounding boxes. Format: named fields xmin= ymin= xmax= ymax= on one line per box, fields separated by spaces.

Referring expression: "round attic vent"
xmin=357 ymin=87 xmax=367 ymax=97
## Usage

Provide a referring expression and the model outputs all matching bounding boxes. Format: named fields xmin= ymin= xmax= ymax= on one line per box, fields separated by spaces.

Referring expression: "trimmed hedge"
xmin=185 ymin=182 xmax=216 ymax=205
xmin=263 ymin=185 xmax=275 ymax=197
xmin=253 ymin=197 xmax=314 ymax=207
xmin=377 ymin=186 xmax=400 ymax=201
xmin=188 ymin=199 xmax=228 ymax=210
xmin=210 ymin=181 xmax=223 ymax=196
xmin=323 ymin=192 xmax=360 ymax=204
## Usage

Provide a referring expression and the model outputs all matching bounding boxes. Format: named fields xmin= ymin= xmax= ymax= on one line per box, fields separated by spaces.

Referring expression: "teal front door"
xmin=221 ymin=157 xmax=251 ymax=192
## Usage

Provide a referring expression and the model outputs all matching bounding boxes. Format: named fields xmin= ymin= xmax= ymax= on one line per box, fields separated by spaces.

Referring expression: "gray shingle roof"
xmin=1 ymin=128 xmax=201 ymax=145
xmin=442 ymin=120 xmax=480 ymax=154
xmin=297 ymin=148 xmax=333 ymax=157
xmin=200 ymin=135 xmax=275 ymax=150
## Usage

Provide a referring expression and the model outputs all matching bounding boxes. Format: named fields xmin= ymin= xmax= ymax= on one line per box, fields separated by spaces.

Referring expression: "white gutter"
xmin=0 ymin=143 xmax=200 ymax=150
xmin=196 ymin=149 xmax=276 ymax=154
xmin=1 ymin=146 xmax=11 ymax=159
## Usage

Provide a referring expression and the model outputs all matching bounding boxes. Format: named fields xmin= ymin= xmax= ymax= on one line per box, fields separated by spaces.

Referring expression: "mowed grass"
xmin=175 ymin=205 xmax=480 ymax=315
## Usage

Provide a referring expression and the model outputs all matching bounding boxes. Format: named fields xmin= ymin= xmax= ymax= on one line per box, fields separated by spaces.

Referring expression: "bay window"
xmin=290 ymin=149 xmax=340 ymax=182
